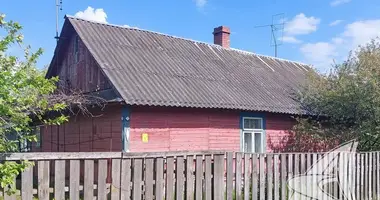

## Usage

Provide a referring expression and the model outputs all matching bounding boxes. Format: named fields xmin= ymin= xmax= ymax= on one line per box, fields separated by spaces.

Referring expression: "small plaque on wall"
xmin=142 ymin=133 xmax=149 ymax=143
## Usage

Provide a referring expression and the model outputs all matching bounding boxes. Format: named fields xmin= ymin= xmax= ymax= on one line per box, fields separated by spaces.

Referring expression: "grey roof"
xmin=65 ymin=16 xmax=311 ymax=114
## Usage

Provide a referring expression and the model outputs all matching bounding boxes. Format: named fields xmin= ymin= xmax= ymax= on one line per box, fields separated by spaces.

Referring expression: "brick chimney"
xmin=213 ymin=26 xmax=230 ymax=48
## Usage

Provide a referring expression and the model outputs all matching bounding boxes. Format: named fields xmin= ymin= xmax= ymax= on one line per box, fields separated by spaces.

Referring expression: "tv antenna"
xmin=254 ymin=13 xmax=285 ymax=57
xmin=55 ymin=0 xmax=63 ymax=42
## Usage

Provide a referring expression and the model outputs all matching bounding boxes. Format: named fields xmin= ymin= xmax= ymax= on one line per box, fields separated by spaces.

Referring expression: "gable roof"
xmin=52 ymin=16 xmax=312 ymax=115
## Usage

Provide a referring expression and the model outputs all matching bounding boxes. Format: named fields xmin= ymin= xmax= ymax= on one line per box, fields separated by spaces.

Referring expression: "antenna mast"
xmin=55 ymin=0 xmax=63 ymax=41
xmin=254 ymin=13 xmax=285 ymax=57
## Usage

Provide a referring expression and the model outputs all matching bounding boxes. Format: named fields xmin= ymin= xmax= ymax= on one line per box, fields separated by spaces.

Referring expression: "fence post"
xmin=226 ymin=152 xmax=234 ymax=200
xmin=214 ymin=154 xmax=225 ymax=200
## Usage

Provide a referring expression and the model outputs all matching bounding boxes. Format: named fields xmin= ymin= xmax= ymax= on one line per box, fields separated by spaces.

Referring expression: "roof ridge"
xmin=66 ymin=15 xmax=309 ymax=67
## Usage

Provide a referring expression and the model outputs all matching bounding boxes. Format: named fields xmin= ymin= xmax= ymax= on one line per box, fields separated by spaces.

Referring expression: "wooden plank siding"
xmin=36 ymin=105 xmax=298 ymax=155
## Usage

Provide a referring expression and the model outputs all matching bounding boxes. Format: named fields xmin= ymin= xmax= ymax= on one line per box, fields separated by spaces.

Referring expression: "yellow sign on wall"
xmin=142 ymin=133 xmax=149 ymax=143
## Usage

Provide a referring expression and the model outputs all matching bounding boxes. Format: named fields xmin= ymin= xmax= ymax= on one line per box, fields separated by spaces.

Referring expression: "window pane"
xmin=254 ymin=132 xmax=262 ymax=153
xmin=244 ymin=133 xmax=252 ymax=152
xmin=243 ymin=118 xmax=262 ymax=129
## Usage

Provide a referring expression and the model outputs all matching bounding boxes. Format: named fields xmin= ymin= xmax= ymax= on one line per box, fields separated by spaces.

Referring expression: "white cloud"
xmin=282 ymin=36 xmax=302 ymax=44
xmin=332 ymin=37 xmax=344 ymax=44
xmin=343 ymin=19 xmax=380 ymax=48
xmin=281 ymin=13 xmax=320 ymax=44
xmin=330 ymin=0 xmax=351 ymax=7
xmin=194 ymin=0 xmax=207 ymax=8
xmin=300 ymin=19 xmax=380 ymax=72
xmin=74 ymin=7 xmax=107 ymax=23
xmin=285 ymin=13 xmax=321 ymax=35
xmin=329 ymin=20 xmax=344 ymax=26
xmin=300 ymin=42 xmax=337 ymax=70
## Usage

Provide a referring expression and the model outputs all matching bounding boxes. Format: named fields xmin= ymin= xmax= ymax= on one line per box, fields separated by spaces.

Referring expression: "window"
xmin=73 ymin=35 xmax=79 ymax=63
xmin=241 ymin=117 xmax=264 ymax=153
xmin=18 ymin=126 xmax=40 ymax=152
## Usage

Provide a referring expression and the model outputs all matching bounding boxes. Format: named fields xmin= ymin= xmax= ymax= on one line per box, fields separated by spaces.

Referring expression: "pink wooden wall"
xmin=129 ymin=107 xmax=295 ymax=152
xmin=36 ymin=105 xmax=295 ymax=153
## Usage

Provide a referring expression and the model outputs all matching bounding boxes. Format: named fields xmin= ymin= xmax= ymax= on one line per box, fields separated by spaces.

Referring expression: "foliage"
xmin=0 ymin=14 xmax=68 ymax=192
xmin=293 ymin=39 xmax=380 ymax=151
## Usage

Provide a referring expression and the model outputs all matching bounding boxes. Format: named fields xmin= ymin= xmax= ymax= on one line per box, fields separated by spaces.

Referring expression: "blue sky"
xmin=3 ymin=0 xmax=380 ymax=72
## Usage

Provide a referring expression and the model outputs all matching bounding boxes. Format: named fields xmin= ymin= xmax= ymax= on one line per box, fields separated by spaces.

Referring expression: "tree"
xmin=288 ymin=39 xmax=380 ymax=152
xmin=0 ymin=13 xmax=70 ymax=191
xmin=0 ymin=13 xmax=107 ymax=192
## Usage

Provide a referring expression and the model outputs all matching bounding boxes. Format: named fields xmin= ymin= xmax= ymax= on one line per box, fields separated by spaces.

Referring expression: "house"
xmin=34 ymin=16 xmax=310 ymax=153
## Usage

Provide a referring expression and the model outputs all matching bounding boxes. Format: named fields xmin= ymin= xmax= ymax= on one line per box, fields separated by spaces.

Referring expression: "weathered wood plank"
xmin=288 ymin=154 xmax=293 ymax=191
xmin=226 ymin=152 xmax=234 ymax=200
xmin=374 ymin=152 xmax=377 ymax=199
xmin=369 ymin=152 xmax=373 ymax=200
xmin=133 ymin=158 xmax=143 ymax=200
xmin=145 ymin=158 xmax=154 ymax=200
xmin=2 ymin=152 xmax=123 ymax=160
xmin=1 ymin=151 xmax=227 ymax=161
xmin=361 ymin=153 xmax=365 ymax=200
xmin=236 ymin=153 xmax=243 ymax=200
xmin=166 ymin=157 xmax=175 ymax=200
xmin=186 ymin=155 xmax=195 ymax=200
xmin=349 ymin=153 xmax=355 ymax=200
xmin=300 ymin=153 xmax=305 ymax=197
xmin=280 ymin=154 xmax=286 ymax=200
xmin=306 ymin=153 xmax=311 ymax=198
xmin=4 ymin=176 xmax=16 ymax=200
xmin=97 ymin=160 xmax=108 ymax=200
xmin=377 ymin=152 xmax=380 ymax=200
xmin=332 ymin=153 xmax=338 ymax=199
xmin=111 ymin=159 xmax=121 ymax=200
xmin=267 ymin=154 xmax=273 ymax=200
xmin=155 ymin=158 xmax=164 ymax=200
xmin=375 ymin=152 xmax=377 ymax=199
xmin=38 ymin=160 xmax=50 ymax=200
xmin=294 ymin=154 xmax=299 ymax=200
xmin=123 ymin=151 xmax=225 ymax=158
xmin=340 ymin=153 xmax=347 ymax=200
xmin=54 ymin=160 xmax=65 ymax=200
xmin=84 ymin=160 xmax=94 ymax=200
xmin=244 ymin=154 xmax=250 ymax=200
xmin=313 ymin=154 xmax=318 ymax=199
xmin=355 ymin=154 xmax=359 ymax=200
xmin=214 ymin=154 xmax=224 ymax=200
xmin=176 ymin=156 xmax=185 ymax=200
xmin=259 ymin=154 xmax=265 ymax=200
xmin=274 ymin=154 xmax=279 ymax=200
xmin=195 ymin=155 xmax=203 ymax=200
xmin=70 ymin=160 xmax=80 ymax=200
xmin=120 ymin=159 xmax=132 ymax=200
xmin=252 ymin=154 xmax=258 ymax=200
xmin=205 ymin=155 xmax=212 ymax=200
xmin=365 ymin=153 xmax=369 ymax=200
xmin=22 ymin=166 xmax=33 ymax=200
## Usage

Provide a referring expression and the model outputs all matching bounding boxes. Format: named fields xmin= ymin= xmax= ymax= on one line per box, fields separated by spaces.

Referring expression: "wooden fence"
xmin=0 ymin=151 xmax=379 ymax=200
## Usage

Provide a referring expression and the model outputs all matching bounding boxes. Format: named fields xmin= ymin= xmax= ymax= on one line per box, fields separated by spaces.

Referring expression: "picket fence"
xmin=0 ymin=151 xmax=379 ymax=200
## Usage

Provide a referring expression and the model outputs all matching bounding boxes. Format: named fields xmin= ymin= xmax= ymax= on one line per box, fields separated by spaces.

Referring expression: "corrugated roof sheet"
xmin=66 ymin=16 xmax=311 ymax=115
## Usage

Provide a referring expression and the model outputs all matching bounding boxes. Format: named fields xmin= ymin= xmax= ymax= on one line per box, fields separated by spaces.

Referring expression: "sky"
xmin=3 ymin=0 xmax=380 ymax=72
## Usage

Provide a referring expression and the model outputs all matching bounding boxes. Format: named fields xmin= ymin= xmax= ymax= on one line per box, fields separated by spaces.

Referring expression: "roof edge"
xmin=65 ymin=15 xmax=310 ymax=67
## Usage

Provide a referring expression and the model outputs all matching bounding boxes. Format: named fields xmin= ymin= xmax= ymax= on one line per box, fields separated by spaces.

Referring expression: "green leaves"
xmin=0 ymin=14 xmax=68 ymax=190
xmin=297 ymin=39 xmax=380 ymax=151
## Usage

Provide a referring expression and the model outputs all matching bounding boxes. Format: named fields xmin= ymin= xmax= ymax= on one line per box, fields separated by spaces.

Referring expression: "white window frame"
xmin=241 ymin=117 xmax=265 ymax=153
